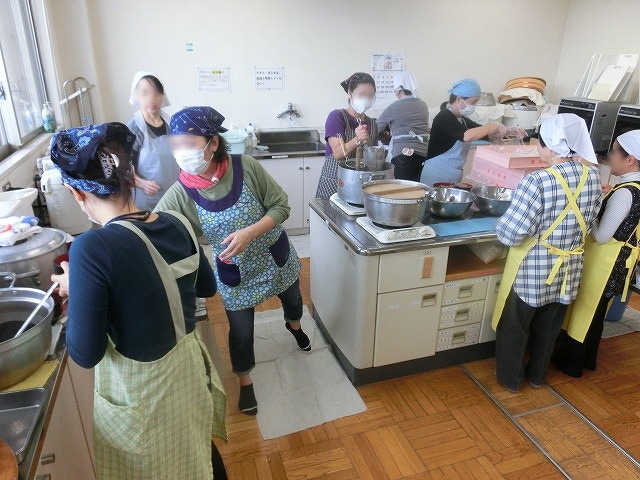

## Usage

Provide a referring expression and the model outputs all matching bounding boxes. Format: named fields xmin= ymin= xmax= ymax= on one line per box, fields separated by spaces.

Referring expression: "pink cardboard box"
xmin=472 ymin=156 xmax=543 ymax=189
xmin=474 ymin=145 xmax=545 ymax=169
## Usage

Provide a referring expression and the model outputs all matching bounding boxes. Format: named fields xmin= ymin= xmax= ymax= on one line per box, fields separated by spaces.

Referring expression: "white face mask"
xmin=78 ymin=201 xmax=101 ymax=225
xmin=351 ymin=96 xmax=373 ymax=114
xmin=458 ymin=99 xmax=476 ymax=117
xmin=173 ymin=140 xmax=212 ymax=175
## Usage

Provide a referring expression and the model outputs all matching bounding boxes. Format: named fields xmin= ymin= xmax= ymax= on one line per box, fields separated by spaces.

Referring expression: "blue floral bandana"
xmin=170 ymin=106 xmax=228 ymax=136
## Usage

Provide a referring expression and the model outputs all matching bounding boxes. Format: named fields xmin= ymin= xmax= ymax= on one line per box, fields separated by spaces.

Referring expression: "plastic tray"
xmin=0 ymin=388 xmax=47 ymax=463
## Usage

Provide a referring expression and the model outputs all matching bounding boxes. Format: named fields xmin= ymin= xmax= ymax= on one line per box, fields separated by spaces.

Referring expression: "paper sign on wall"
xmin=255 ymin=67 xmax=284 ymax=90
xmin=370 ymin=52 xmax=405 ymax=110
xmin=198 ymin=68 xmax=230 ymax=91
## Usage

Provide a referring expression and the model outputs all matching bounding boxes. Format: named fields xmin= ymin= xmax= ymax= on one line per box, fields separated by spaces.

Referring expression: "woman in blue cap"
xmin=421 ymin=78 xmax=508 ymax=186
xmin=49 ymin=122 xmax=227 ymax=479
xmin=155 ymin=106 xmax=311 ymax=416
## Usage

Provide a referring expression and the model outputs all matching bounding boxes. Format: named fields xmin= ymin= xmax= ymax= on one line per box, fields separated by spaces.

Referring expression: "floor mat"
xmin=251 ymin=306 xmax=366 ymax=439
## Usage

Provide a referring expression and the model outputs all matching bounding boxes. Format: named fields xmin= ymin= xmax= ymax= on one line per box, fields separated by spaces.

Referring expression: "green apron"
xmin=94 ymin=211 xmax=226 ymax=479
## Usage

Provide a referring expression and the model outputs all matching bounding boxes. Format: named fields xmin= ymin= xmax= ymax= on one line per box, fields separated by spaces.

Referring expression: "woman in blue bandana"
xmin=421 ymin=78 xmax=508 ymax=186
xmin=155 ymin=106 xmax=311 ymax=416
xmin=49 ymin=122 xmax=227 ymax=479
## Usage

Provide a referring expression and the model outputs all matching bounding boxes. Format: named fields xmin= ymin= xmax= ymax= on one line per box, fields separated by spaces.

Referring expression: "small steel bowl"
xmin=428 ymin=187 xmax=475 ymax=218
xmin=472 ymin=186 xmax=514 ymax=216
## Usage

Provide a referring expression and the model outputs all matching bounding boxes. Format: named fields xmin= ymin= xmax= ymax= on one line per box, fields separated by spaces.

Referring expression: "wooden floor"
xmin=207 ymin=259 xmax=640 ymax=479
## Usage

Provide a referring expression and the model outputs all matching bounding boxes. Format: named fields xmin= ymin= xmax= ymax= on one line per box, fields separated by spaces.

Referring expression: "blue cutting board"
xmin=430 ymin=216 xmax=498 ymax=237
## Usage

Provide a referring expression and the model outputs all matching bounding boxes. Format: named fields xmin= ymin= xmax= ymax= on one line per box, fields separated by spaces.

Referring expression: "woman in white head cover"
xmin=554 ymin=129 xmax=640 ymax=378
xmin=491 ymin=113 xmax=602 ymax=393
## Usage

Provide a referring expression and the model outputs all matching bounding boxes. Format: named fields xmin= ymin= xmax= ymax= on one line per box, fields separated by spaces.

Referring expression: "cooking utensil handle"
xmin=14 ymin=281 xmax=58 ymax=338
xmin=0 ymin=272 xmax=17 ymax=288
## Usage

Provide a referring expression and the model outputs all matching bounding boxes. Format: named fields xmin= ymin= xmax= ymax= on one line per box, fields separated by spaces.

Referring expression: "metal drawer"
xmin=442 ymin=276 xmax=488 ymax=305
xmin=436 ymin=323 xmax=481 ymax=351
xmin=378 ymin=247 xmax=448 ymax=293
xmin=439 ymin=300 xmax=485 ymax=329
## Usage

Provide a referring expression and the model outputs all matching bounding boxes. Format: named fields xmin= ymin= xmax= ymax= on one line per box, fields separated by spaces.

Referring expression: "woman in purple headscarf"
xmin=155 ymin=106 xmax=312 ymax=416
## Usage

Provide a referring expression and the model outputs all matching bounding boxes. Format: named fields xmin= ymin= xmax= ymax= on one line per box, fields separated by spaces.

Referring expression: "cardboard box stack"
xmin=471 ymin=145 xmax=546 ymax=188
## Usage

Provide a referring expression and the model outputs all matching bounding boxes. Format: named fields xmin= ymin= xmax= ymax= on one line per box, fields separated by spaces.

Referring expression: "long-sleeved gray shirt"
xmin=377 ymin=96 xmax=429 ymax=158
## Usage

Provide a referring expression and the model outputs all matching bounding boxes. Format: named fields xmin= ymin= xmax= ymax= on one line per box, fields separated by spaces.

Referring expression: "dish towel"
xmin=251 ymin=306 xmax=366 ymax=439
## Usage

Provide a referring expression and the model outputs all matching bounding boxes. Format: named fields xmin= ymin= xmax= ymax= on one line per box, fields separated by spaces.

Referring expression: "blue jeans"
xmin=225 ymin=279 xmax=303 ymax=375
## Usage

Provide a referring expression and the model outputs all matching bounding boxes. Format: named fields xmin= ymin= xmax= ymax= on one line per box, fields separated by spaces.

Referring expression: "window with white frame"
xmin=0 ymin=0 xmax=48 ymax=161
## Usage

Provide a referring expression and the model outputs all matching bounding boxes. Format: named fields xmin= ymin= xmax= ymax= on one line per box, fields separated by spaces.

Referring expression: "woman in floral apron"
xmin=49 ymin=122 xmax=227 ymax=479
xmin=316 ymin=72 xmax=379 ymax=199
xmin=156 ymin=106 xmax=312 ymax=415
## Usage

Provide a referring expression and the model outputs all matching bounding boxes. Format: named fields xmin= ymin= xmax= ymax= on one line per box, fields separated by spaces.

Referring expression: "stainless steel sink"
xmin=262 ymin=142 xmax=325 ymax=154
xmin=253 ymin=128 xmax=325 ymax=157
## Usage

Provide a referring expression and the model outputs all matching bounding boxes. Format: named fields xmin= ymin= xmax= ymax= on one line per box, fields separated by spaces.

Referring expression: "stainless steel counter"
xmin=309 ymin=199 xmax=499 ymax=256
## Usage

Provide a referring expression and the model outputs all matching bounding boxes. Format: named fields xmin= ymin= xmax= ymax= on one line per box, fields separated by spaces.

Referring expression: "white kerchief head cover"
xmin=616 ymin=130 xmax=640 ymax=160
xmin=129 ymin=71 xmax=170 ymax=107
xmin=539 ymin=113 xmax=597 ymax=164
xmin=393 ymin=71 xmax=419 ymax=93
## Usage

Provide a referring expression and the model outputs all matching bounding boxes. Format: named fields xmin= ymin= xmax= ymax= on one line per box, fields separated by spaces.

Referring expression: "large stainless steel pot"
xmin=0 ymin=273 xmax=53 ymax=389
xmin=0 ymin=228 xmax=67 ymax=289
xmin=361 ymin=179 xmax=431 ymax=227
xmin=337 ymin=161 xmax=394 ymax=206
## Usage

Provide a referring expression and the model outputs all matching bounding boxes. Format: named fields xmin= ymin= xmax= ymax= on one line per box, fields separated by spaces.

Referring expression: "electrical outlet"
xmin=1 ymin=181 xmax=11 ymax=192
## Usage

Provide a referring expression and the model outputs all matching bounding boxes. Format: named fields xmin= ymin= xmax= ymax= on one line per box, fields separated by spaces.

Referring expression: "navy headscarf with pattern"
xmin=50 ymin=122 xmax=135 ymax=195
xmin=169 ymin=106 xmax=228 ymax=137
xmin=340 ymin=72 xmax=376 ymax=94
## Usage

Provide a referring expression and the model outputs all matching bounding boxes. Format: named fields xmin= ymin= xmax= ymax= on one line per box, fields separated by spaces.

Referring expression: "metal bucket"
xmin=0 ymin=273 xmax=54 ymax=389
xmin=337 ymin=161 xmax=394 ymax=206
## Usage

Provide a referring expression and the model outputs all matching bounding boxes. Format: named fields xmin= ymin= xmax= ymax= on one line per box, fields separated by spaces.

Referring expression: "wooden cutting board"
xmin=0 ymin=440 xmax=17 ymax=480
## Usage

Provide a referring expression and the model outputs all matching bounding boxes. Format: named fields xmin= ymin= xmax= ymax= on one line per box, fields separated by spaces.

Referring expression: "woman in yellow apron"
xmin=492 ymin=114 xmax=602 ymax=393
xmin=553 ymin=130 xmax=640 ymax=378
xmin=49 ymin=123 xmax=227 ymax=479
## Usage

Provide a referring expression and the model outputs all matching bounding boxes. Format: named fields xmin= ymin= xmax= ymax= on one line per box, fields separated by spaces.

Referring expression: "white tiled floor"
xmin=289 ymin=233 xmax=310 ymax=258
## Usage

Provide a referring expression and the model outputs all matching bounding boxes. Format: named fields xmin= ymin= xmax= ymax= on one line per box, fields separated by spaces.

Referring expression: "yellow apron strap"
xmin=538 ymin=166 xmax=589 ymax=294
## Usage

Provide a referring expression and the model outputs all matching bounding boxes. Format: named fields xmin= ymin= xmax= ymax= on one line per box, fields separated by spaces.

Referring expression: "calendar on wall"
xmin=198 ymin=68 xmax=230 ymax=91
xmin=255 ymin=67 xmax=284 ymax=90
xmin=370 ymin=52 xmax=405 ymax=110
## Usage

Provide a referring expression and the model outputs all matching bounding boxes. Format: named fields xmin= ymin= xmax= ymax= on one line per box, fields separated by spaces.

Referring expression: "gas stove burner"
xmin=356 ymin=216 xmax=436 ymax=244
xmin=329 ymin=193 xmax=366 ymax=216
xmin=371 ymin=221 xmax=411 ymax=230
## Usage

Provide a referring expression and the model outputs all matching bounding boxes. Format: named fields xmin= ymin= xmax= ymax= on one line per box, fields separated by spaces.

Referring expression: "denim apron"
xmin=94 ymin=211 xmax=226 ymax=480
xmin=132 ymin=110 xmax=180 ymax=210
xmin=420 ymin=139 xmax=470 ymax=186
xmin=180 ymin=155 xmax=301 ymax=311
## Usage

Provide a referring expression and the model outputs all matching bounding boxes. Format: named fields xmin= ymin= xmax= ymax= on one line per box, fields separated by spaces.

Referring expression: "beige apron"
xmin=563 ymin=182 xmax=640 ymax=341
xmin=492 ymin=165 xmax=589 ymax=329
xmin=94 ymin=211 xmax=226 ymax=480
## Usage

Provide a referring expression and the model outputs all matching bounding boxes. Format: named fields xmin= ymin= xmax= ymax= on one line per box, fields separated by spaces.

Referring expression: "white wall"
xmin=76 ymin=0 xmax=570 ymax=130
xmin=554 ymin=0 xmax=640 ymax=104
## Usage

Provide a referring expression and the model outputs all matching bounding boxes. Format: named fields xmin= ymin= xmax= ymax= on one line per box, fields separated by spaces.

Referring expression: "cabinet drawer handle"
xmin=454 ymin=309 xmax=470 ymax=322
xmin=494 ymin=280 xmax=501 ymax=294
xmin=452 ymin=331 xmax=466 ymax=344
xmin=458 ymin=285 xmax=473 ymax=298
xmin=421 ymin=293 xmax=437 ymax=307
xmin=40 ymin=453 xmax=56 ymax=465
xmin=36 ymin=475 xmax=51 ymax=480
xmin=299 ymin=166 xmax=304 ymax=170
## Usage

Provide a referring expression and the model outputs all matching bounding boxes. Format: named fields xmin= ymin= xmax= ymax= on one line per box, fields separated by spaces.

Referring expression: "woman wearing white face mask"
xmin=421 ymin=78 xmax=508 ymax=186
xmin=127 ymin=71 xmax=180 ymax=211
xmin=155 ymin=106 xmax=310 ymax=416
xmin=315 ymin=72 xmax=378 ymax=199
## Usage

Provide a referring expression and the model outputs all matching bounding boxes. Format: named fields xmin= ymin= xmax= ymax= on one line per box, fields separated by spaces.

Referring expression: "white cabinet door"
xmin=34 ymin=370 xmax=96 ymax=480
xmin=480 ymin=273 xmax=502 ymax=343
xmin=374 ymin=285 xmax=443 ymax=366
xmin=302 ymin=155 xmax=325 ymax=226
xmin=378 ymin=247 xmax=448 ymax=293
xmin=260 ymin=158 xmax=304 ymax=230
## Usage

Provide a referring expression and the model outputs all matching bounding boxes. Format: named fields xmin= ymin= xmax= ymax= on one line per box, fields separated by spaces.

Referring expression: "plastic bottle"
xmin=246 ymin=123 xmax=258 ymax=148
xmin=42 ymin=102 xmax=56 ymax=133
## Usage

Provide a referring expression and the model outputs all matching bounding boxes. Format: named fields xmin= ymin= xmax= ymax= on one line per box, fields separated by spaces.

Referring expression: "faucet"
xmin=276 ymin=102 xmax=301 ymax=120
